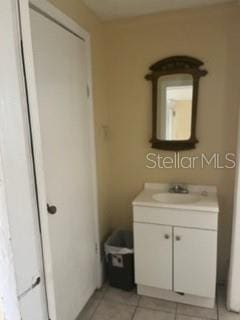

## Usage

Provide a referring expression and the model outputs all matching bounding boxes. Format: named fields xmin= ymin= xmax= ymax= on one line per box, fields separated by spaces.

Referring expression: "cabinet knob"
xmin=175 ymin=236 xmax=181 ymax=241
xmin=164 ymin=234 xmax=170 ymax=239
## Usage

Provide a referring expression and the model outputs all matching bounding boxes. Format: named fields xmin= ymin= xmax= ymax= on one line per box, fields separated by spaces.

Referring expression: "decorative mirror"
xmin=146 ymin=56 xmax=207 ymax=150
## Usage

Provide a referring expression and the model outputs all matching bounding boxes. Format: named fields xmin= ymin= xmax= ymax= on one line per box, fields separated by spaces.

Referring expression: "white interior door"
xmin=174 ymin=227 xmax=217 ymax=298
xmin=30 ymin=8 xmax=97 ymax=320
xmin=134 ymin=223 xmax=172 ymax=290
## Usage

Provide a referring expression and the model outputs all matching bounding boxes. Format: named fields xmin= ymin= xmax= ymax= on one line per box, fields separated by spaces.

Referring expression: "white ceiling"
xmin=82 ymin=0 xmax=235 ymax=20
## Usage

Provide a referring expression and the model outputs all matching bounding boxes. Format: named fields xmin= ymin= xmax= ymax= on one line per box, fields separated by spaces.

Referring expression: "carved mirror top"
xmin=146 ymin=56 xmax=208 ymax=78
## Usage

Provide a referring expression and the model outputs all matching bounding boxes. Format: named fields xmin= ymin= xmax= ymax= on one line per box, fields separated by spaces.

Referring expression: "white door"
xmin=174 ymin=227 xmax=217 ymax=298
xmin=134 ymin=223 xmax=172 ymax=290
xmin=30 ymin=9 xmax=97 ymax=320
xmin=0 ymin=1 xmax=49 ymax=318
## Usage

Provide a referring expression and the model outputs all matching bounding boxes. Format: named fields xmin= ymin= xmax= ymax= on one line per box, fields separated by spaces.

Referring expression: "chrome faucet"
xmin=168 ymin=183 xmax=189 ymax=194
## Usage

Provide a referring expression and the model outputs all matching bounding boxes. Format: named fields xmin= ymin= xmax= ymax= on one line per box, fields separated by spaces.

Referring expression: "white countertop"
xmin=132 ymin=183 xmax=219 ymax=213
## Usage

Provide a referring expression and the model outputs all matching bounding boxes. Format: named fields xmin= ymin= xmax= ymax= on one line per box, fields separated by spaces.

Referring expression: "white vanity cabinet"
xmin=173 ymin=227 xmax=217 ymax=298
xmin=134 ymin=223 xmax=172 ymax=290
xmin=133 ymin=183 xmax=219 ymax=308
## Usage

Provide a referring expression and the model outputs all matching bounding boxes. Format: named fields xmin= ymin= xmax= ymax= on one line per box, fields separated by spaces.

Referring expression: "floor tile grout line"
xmin=175 ymin=303 xmax=178 ymax=320
xmin=176 ymin=303 xmax=180 ymax=315
xmin=137 ymin=292 xmax=178 ymax=314
xmin=176 ymin=311 xmax=217 ymax=320
xmin=131 ymin=306 xmax=138 ymax=320
xmin=135 ymin=306 xmax=177 ymax=314
xmin=102 ymin=299 xmax=140 ymax=308
xmin=176 ymin=314 xmax=216 ymax=320
xmin=174 ymin=309 xmax=177 ymax=320
xmin=100 ymin=282 xmax=109 ymax=299
xmin=216 ymin=287 xmax=220 ymax=320
xmin=89 ymin=299 xmax=101 ymax=320
xmin=101 ymin=285 xmax=141 ymax=308
xmin=102 ymin=289 xmax=107 ymax=299
xmin=137 ymin=295 xmax=141 ymax=307
xmin=133 ymin=305 xmax=177 ymax=320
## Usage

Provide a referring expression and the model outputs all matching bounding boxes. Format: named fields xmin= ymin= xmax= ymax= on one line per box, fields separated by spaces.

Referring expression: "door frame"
xmin=18 ymin=1 xmax=102 ymax=319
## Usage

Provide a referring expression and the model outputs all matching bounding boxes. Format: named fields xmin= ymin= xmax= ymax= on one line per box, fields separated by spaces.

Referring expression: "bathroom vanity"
xmin=133 ymin=183 xmax=219 ymax=308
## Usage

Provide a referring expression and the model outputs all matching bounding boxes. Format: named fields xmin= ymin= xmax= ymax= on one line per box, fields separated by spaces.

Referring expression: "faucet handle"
xmin=168 ymin=183 xmax=189 ymax=194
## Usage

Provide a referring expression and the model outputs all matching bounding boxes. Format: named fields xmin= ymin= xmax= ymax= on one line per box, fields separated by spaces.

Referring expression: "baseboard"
xmin=138 ymin=285 xmax=215 ymax=309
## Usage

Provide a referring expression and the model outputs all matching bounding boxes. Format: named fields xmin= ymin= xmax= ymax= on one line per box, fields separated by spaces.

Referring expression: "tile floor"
xmin=77 ymin=284 xmax=240 ymax=320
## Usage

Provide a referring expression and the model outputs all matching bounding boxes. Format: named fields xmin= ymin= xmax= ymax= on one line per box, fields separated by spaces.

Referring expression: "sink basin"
xmin=152 ymin=192 xmax=202 ymax=204
xmin=132 ymin=183 xmax=219 ymax=212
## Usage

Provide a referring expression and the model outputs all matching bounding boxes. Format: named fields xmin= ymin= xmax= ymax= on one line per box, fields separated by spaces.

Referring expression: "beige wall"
xmin=104 ymin=4 xmax=240 ymax=281
xmin=46 ymin=1 xmax=240 ymax=282
xmin=48 ymin=0 xmax=110 ymax=241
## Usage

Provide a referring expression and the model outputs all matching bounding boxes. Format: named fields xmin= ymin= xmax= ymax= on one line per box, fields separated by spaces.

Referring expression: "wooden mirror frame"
xmin=146 ymin=56 xmax=207 ymax=150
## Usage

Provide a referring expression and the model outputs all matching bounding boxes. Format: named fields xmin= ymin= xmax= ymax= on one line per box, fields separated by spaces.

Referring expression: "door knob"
xmin=164 ymin=234 xmax=170 ymax=239
xmin=175 ymin=236 xmax=181 ymax=241
xmin=47 ymin=203 xmax=57 ymax=215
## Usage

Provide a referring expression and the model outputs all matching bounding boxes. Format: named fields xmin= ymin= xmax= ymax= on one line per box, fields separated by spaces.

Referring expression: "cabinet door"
xmin=134 ymin=223 xmax=172 ymax=290
xmin=174 ymin=227 xmax=217 ymax=298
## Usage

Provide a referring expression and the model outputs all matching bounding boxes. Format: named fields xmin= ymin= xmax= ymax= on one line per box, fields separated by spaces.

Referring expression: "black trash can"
xmin=105 ymin=230 xmax=134 ymax=291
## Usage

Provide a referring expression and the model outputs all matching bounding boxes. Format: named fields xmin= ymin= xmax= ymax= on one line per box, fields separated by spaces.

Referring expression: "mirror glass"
xmin=157 ymin=74 xmax=193 ymax=141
